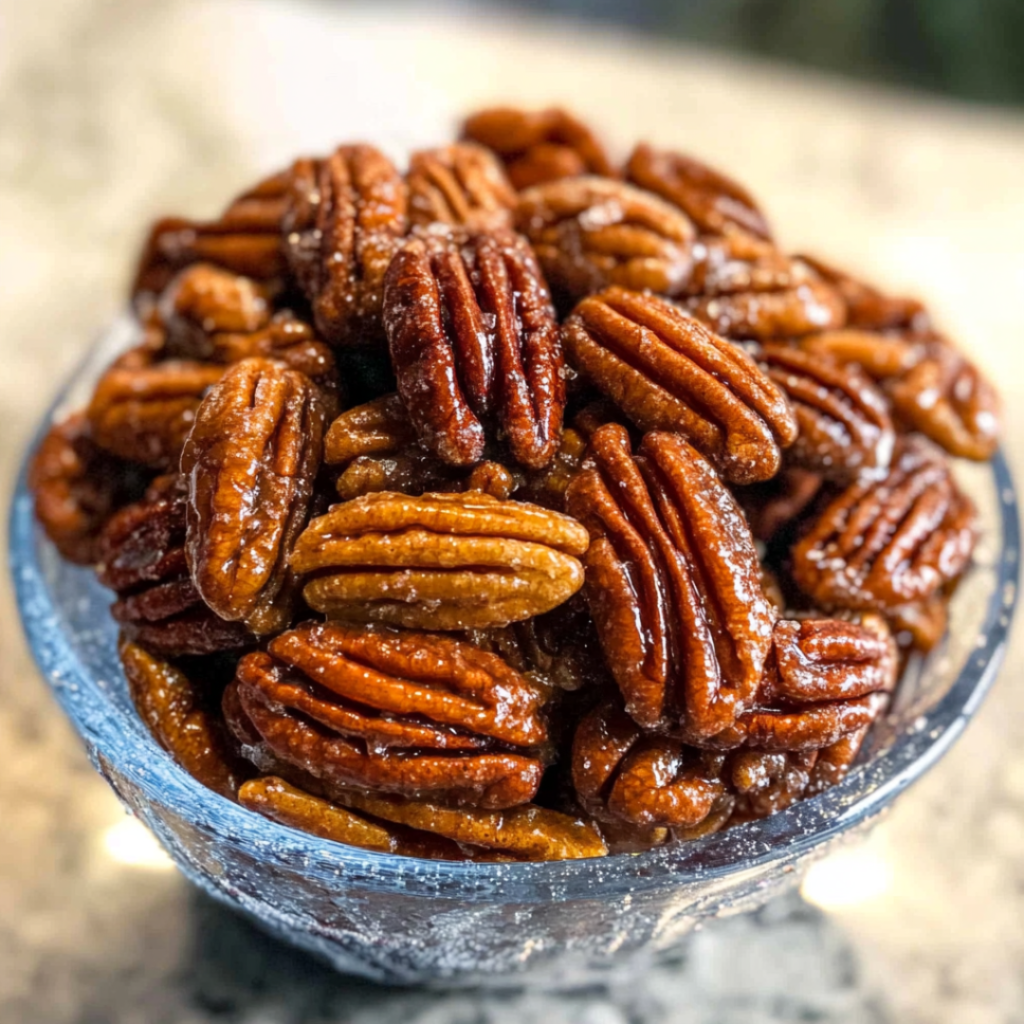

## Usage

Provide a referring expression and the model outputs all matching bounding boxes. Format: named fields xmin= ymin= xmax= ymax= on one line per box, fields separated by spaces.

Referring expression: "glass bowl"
xmin=10 ymin=316 xmax=1020 ymax=988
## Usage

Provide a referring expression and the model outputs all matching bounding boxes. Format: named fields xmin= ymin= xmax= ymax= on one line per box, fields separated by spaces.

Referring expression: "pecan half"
xmin=384 ymin=227 xmax=565 ymax=468
xmin=182 ymin=358 xmax=325 ymax=635
xmin=565 ymin=425 xmax=776 ymax=735
xmin=407 ymin=143 xmax=517 ymax=231
xmin=291 ymin=490 xmax=588 ymax=630
xmin=757 ymin=343 xmax=894 ymax=482
xmin=626 ymin=143 xmax=771 ymax=239
xmin=515 ymin=177 xmax=695 ymax=301
xmin=572 ymin=700 xmax=725 ymax=828
xmin=462 ymin=106 xmax=614 ymax=190
xmin=29 ymin=413 xmax=139 ymax=564
xmin=284 ymin=145 xmax=408 ymax=346
xmin=791 ymin=437 xmax=977 ymax=612
xmin=87 ymin=354 xmax=224 ymax=469
xmin=119 ymin=636 xmax=247 ymax=799
xmin=887 ymin=595 xmax=949 ymax=653
xmin=562 ymin=288 xmax=797 ymax=484
xmin=799 ymin=329 xmax=925 ymax=379
xmin=729 ymin=749 xmax=818 ymax=818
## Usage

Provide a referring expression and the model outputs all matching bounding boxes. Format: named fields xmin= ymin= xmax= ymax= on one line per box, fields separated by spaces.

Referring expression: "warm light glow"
xmin=102 ymin=817 xmax=175 ymax=870
xmin=801 ymin=841 xmax=893 ymax=910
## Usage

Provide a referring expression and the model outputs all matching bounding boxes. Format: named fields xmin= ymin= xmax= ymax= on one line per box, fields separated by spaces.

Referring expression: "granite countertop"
xmin=3 ymin=2 xmax=1024 ymax=1021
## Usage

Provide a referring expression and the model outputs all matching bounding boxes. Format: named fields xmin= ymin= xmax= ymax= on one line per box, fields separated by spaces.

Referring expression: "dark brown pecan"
xmin=565 ymin=424 xmax=776 ymax=735
xmin=887 ymin=595 xmax=949 ymax=653
xmin=515 ymin=178 xmax=695 ymax=302
xmin=572 ymin=700 xmax=724 ymax=828
xmin=791 ymin=437 xmax=977 ymax=612
xmin=291 ymin=490 xmax=588 ymax=630
xmin=407 ymin=143 xmax=517 ymax=231
xmin=805 ymin=727 xmax=875 ymax=797
xmin=798 ymin=254 xmax=930 ymax=332
xmin=119 ymin=636 xmax=248 ymax=799
xmin=384 ymin=227 xmax=565 ymax=469
xmin=230 ymin=626 xmax=547 ymax=810
xmin=462 ymin=106 xmax=615 ymax=190
xmin=283 ymin=145 xmax=408 ymax=346
xmin=29 ymin=413 xmax=138 ymax=564
xmin=181 ymin=358 xmax=325 ymax=635
xmin=515 ymin=427 xmax=589 ymax=512
xmin=86 ymin=351 xmax=224 ymax=469
xmin=97 ymin=477 xmax=254 ymax=656
xmin=562 ymin=288 xmax=797 ymax=484
xmin=737 ymin=467 xmax=823 ymax=543
xmin=133 ymin=168 xmax=292 ymax=301
xmin=729 ymin=749 xmax=818 ymax=818
xmin=626 ymin=143 xmax=771 ymax=240
xmin=756 ymin=343 xmax=894 ymax=482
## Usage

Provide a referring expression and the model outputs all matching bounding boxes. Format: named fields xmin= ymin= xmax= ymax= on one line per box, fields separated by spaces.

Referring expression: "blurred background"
xmin=2 ymin=2 xmax=1024 ymax=1022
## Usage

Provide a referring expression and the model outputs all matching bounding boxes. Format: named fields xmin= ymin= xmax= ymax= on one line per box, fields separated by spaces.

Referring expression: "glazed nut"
xmin=566 ymin=424 xmax=776 ymax=736
xmin=730 ymin=749 xmax=818 ymax=818
xmin=562 ymin=288 xmax=797 ymax=484
xmin=181 ymin=358 xmax=326 ymax=635
xmin=325 ymin=394 xmax=418 ymax=466
xmin=384 ymin=227 xmax=565 ymax=468
xmin=291 ymin=490 xmax=588 ymax=630
xmin=284 ymin=144 xmax=408 ymax=346
xmin=515 ymin=177 xmax=695 ymax=301
xmin=407 ymin=143 xmax=517 ymax=231
xmin=798 ymin=329 xmax=926 ymax=380
xmin=791 ymin=436 xmax=977 ymax=611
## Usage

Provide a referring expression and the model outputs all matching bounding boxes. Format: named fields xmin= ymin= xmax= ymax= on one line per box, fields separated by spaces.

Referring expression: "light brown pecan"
xmin=572 ymin=700 xmax=725 ymax=828
xmin=133 ymin=168 xmax=292 ymax=302
xmin=182 ymin=358 xmax=325 ymax=635
xmin=626 ymin=143 xmax=771 ymax=239
xmin=565 ymin=425 xmax=776 ymax=735
xmin=283 ymin=145 xmax=408 ymax=346
xmin=462 ymin=106 xmax=615 ymax=190
xmin=791 ymin=436 xmax=977 ymax=612
xmin=515 ymin=177 xmax=696 ymax=302
xmin=407 ymin=143 xmax=517 ymax=231
xmin=119 ymin=636 xmax=248 ymax=799
xmin=86 ymin=351 xmax=224 ymax=469
xmin=291 ymin=490 xmax=589 ymax=630
xmin=562 ymin=288 xmax=797 ymax=484
xmin=756 ymin=343 xmax=894 ymax=482
xmin=384 ymin=227 xmax=565 ymax=469
xmin=799 ymin=329 xmax=925 ymax=379
xmin=798 ymin=254 xmax=930 ymax=332
xmin=29 ymin=413 xmax=140 ymax=565
xmin=329 ymin=786 xmax=608 ymax=860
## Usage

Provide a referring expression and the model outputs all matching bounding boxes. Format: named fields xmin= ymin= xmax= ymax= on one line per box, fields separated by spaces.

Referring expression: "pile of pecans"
xmin=31 ymin=106 xmax=999 ymax=862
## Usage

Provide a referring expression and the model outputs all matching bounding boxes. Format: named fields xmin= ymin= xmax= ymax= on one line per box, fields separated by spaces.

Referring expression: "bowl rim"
xmin=10 ymin=322 xmax=1021 ymax=901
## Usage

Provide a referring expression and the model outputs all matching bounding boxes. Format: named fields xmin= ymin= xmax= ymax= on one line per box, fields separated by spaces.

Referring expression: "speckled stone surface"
xmin=2 ymin=2 xmax=1024 ymax=1021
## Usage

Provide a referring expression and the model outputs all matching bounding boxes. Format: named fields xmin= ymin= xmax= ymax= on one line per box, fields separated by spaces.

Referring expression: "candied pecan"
xmin=329 ymin=786 xmax=607 ymax=860
xmin=133 ymin=168 xmax=292 ymax=301
xmin=729 ymin=749 xmax=818 ymax=818
xmin=515 ymin=178 xmax=695 ymax=301
xmin=799 ymin=329 xmax=925 ymax=380
xmin=29 ymin=413 xmax=138 ymax=564
xmin=87 ymin=352 xmax=224 ymax=469
xmin=888 ymin=341 xmax=999 ymax=461
xmin=407 ymin=143 xmax=517 ymax=231
xmin=238 ymin=776 xmax=468 ymax=859
xmin=119 ymin=636 xmax=247 ymax=799
xmin=565 ymin=425 xmax=776 ymax=735
xmin=805 ymin=727 xmax=873 ymax=796
xmin=627 ymin=143 xmax=771 ymax=240
xmin=737 ymin=467 xmax=823 ymax=543
xmin=736 ymin=691 xmax=889 ymax=752
xmin=572 ymin=700 xmax=725 ymax=829
xmin=798 ymin=254 xmax=929 ymax=332
xmin=384 ymin=227 xmax=565 ymax=468
xmin=562 ymin=288 xmax=796 ymax=484
xmin=462 ymin=106 xmax=614 ymax=190
xmin=182 ymin=358 xmax=325 ymax=635
xmin=515 ymin=427 xmax=588 ymax=511
xmin=756 ymin=343 xmax=894 ymax=482
xmin=291 ymin=490 xmax=588 ymax=630
xmin=887 ymin=595 xmax=949 ymax=653
xmin=791 ymin=437 xmax=977 ymax=611
xmin=283 ymin=145 xmax=408 ymax=346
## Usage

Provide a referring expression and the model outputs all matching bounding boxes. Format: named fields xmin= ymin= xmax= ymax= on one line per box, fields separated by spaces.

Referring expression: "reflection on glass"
xmin=102 ymin=817 xmax=175 ymax=870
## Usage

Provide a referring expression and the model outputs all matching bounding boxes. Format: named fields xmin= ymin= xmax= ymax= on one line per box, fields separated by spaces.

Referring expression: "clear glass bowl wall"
xmin=10 ymin=316 xmax=1020 ymax=987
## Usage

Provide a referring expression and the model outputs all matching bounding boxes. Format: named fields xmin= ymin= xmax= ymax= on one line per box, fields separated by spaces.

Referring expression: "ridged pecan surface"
xmin=182 ymin=358 xmax=325 ymax=635
xmin=566 ymin=424 xmax=776 ymax=735
xmin=562 ymin=288 xmax=797 ymax=484
xmin=384 ymin=227 xmax=565 ymax=468
xmin=292 ymin=490 xmax=588 ymax=629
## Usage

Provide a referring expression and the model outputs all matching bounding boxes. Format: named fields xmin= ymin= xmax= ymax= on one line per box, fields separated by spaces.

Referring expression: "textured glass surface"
xmin=10 ymin=317 xmax=1020 ymax=987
